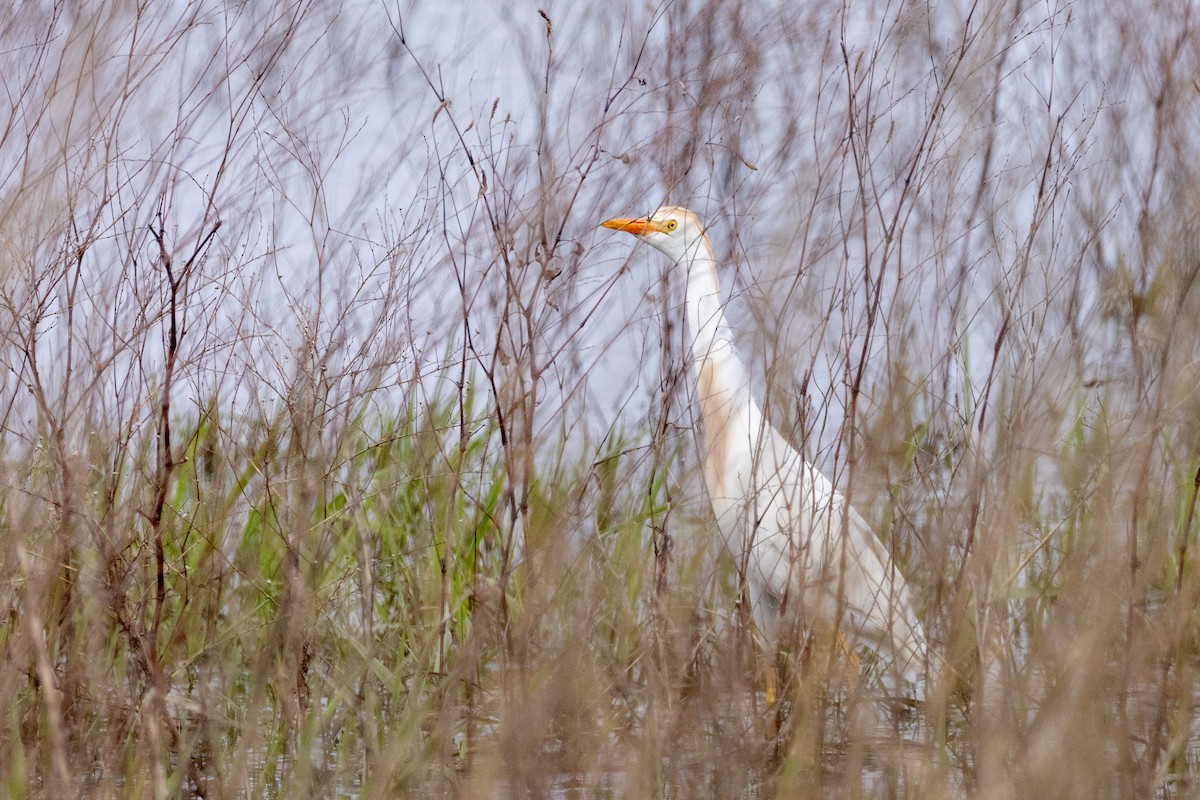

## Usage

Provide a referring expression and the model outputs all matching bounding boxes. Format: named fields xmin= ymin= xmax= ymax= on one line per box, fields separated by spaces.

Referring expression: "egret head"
xmin=600 ymin=206 xmax=708 ymax=264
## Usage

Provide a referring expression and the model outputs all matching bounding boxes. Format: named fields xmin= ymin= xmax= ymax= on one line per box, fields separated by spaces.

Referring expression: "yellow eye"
xmin=664 ymin=219 xmax=678 ymax=232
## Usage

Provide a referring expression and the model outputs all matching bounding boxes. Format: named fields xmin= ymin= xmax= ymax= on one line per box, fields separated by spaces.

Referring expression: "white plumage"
xmin=601 ymin=206 xmax=927 ymax=685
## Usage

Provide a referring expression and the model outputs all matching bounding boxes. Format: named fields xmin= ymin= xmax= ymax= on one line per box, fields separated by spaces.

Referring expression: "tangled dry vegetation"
xmin=2 ymin=1 xmax=1200 ymax=797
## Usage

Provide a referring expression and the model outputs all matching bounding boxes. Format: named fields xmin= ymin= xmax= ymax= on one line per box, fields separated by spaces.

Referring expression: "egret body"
xmin=601 ymin=206 xmax=927 ymax=684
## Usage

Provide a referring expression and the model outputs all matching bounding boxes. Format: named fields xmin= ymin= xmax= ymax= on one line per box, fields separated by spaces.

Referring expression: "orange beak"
xmin=599 ymin=216 xmax=667 ymax=236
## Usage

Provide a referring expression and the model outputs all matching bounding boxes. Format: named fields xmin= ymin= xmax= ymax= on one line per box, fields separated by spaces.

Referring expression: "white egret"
xmin=601 ymin=206 xmax=927 ymax=687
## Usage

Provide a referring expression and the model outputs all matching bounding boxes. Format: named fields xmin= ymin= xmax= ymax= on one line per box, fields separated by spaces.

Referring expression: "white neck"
xmin=678 ymin=235 xmax=751 ymax=415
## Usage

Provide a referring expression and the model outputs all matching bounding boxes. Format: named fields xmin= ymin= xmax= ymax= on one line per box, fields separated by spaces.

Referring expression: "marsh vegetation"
xmin=2 ymin=1 xmax=1200 ymax=797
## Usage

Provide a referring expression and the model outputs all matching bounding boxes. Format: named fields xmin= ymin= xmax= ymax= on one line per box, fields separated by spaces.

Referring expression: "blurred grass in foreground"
xmin=4 ymin=363 xmax=1200 ymax=798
